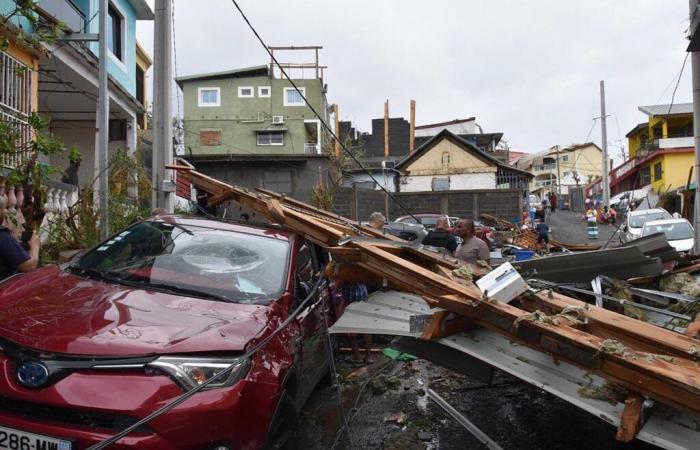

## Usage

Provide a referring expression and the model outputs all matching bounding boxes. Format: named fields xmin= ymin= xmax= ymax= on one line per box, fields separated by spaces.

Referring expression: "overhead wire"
xmin=667 ymin=52 xmax=690 ymax=116
xmin=228 ymin=0 xmax=418 ymax=221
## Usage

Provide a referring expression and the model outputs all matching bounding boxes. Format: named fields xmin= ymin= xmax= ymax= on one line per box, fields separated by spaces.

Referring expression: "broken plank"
xmin=615 ymin=393 xmax=645 ymax=443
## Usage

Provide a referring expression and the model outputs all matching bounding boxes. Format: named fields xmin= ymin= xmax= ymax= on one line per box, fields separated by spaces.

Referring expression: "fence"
xmin=332 ymin=187 xmax=522 ymax=222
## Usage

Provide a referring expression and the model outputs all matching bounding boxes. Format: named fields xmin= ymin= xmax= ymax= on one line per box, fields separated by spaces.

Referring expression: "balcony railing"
xmin=36 ymin=0 xmax=86 ymax=33
xmin=0 ymin=50 xmax=33 ymax=169
xmin=533 ymin=163 xmax=556 ymax=172
xmin=304 ymin=143 xmax=320 ymax=154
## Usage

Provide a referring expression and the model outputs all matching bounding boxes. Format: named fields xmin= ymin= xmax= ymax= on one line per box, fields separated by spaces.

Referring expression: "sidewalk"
xmin=545 ymin=209 xmax=620 ymax=245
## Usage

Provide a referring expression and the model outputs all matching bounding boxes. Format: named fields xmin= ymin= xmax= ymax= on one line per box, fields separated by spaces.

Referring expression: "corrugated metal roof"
xmin=638 ymin=103 xmax=693 ymax=117
xmin=175 ymin=65 xmax=270 ymax=86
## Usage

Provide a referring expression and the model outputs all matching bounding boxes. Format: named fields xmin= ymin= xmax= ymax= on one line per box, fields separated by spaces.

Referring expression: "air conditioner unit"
xmin=381 ymin=160 xmax=396 ymax=169
xmin=272 ymin=115 xmax=285 ymax=125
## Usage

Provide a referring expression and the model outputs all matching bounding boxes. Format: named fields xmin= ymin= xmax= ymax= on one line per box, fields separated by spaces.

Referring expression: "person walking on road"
xmin=454 ymin=219 xmax=490 ymax=265
xmin=549 ymin=192 xmax=558 ymax=213
xmin=422 ymin=216 xmax=458 ymax=254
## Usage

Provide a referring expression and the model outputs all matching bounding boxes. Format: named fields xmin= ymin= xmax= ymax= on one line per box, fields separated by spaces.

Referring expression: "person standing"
xmin=0 ymin=223 xmax=39 ymax=281
xmin=535 ymin=220 xmax=550 ymax=253
xmin=454 ymin=219 xmax=490 ymax=265
xmin=422 ymin=216 xmax=458 ymax=254
xmin=549 ymin=192 xmax=558 ymax=213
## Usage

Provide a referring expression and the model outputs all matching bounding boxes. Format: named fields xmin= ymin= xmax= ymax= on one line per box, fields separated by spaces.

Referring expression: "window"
xmin=431 ymin=177 xmax=450 ymax=191
xmin=198 ymin=87 xmax=220 ymax=107
xmin=238 ymin=86 xmax=254 ymax=98
xmin=653 ymin=162 xmax=663 ymax=181
xmin=441 ymin=151 xmax=450 ymax=165
xmin=561 ymin=155 xmax=569 ymax=162
xmin=640 ymin=166 xmax=651 ymax=185
xmin=108 ymin=120 xmax=126 ymax=141
xmin=200 ymin=130 xmax=222 ymax=146
xmin=263 ymin=169 xmax=292 ymax=193
xmin=107 ymin=3 xmax=123 ymax=61
xmin=258 ymin=86 xmax=271 ymax=98
xmin=257 ymin=131 xmax=284 ymax=146
xmin=283 ymin=87 xmax=305 ymax=106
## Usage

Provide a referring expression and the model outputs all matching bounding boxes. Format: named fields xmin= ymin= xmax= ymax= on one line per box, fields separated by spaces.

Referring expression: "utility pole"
xmin=599 ymin=80 xmax=610 ymax=205
xmin=409 ymin=100 xmax=416 ymax=153
xmin=690 ymin=0 xmax=700 ymax=253
xmin=555 ymin=145 xmax=562 ymax=198
xmin=97 ymin=0 xmax=109 ymax=240
xmin=153 ymin=0 xmax=175 ymax=212
xmin=384 ymin=100 xmax=390 ymax=159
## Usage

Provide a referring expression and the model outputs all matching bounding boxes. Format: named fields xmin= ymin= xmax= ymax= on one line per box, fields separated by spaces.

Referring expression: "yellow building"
xmin=135 ymin=42 xmax=152 ymax=129
xmin=513 ymin=142 xmax=603 ymax=195
xmin=611 ymin=104 xmax=694 ymax=194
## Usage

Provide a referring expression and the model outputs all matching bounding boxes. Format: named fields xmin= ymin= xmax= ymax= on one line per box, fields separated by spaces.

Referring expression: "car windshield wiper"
xmin=101 ymin=276 xmax=233 ymax=303
xmin=68 ymin=265 xmax=108 ymax=280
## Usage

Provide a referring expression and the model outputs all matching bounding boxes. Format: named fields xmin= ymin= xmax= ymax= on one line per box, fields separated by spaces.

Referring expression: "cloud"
xmin=137 ymin=0 xmax=693 ymax=162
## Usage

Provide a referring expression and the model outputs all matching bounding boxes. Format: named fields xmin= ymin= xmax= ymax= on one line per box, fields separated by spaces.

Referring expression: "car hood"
xmin=0 ymin=266 xmax=272 ymax=356
xmin=668 ymin=238 xmax=695 ymax=253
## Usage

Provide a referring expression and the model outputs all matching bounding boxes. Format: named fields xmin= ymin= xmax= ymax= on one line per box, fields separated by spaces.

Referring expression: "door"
xmin=293 ymin=240 xmax=330 ymax=403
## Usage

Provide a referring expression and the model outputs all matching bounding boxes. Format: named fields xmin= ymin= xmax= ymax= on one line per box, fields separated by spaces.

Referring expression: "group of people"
xmin=584 ymin=198 xmax=617 ymax=225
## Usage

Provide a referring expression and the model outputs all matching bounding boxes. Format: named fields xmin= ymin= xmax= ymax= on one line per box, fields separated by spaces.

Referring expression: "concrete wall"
xmin=191 ymin=157 xmax=330 ymax=208
xmin=182 ymin=76 xmax=327 ymax=156
xmin=401 ymin=173 xmax=496 ymax=192
xmin=49 ymin=122 xmax=128 ymax=187
xmin=332 ymin=187 xmax=521 ymax=222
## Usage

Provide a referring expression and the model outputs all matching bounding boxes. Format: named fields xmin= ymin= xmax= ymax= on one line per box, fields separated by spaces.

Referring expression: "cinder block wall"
xmin=332 ymin=188 xmax=521 ymax=222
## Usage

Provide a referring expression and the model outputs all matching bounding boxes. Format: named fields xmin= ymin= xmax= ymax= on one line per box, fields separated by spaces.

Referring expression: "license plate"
xmin=0 ymin=426 xmax=71 ymax=450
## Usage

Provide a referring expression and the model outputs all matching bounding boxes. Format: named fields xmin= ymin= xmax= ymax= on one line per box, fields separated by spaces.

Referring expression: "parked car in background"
xmin=528 ymin=194 xmax=541 ymax=210
xmin=394 ymin=214 xmax=459 ymax=230
xmin=641 ymin=218 xmax=695 ymax=253
xmin=0 ymin=217 xmax=336 ymax=449
xmin=384 ymin=221 xmax=428 ymax=242
xmin=394 ymin=214 xmax=493 ymax=247
xmin=624 ymin=208 xmax=672 ymax=241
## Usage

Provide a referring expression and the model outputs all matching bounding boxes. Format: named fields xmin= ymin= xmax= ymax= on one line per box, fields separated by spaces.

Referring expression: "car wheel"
xmin=265 ymin=392 xmax=299 ymax=450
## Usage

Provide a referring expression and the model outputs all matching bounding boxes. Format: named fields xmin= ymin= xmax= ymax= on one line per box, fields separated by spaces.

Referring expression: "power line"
xmin=667 ymin=52 xmax=690 ymax=115
xmin=228 ymin=0 xmax=417 ymax=221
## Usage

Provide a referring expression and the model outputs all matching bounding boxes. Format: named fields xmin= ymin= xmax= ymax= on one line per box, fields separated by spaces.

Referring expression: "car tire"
xmin=264 ymin=392 xmax=300 ymax=450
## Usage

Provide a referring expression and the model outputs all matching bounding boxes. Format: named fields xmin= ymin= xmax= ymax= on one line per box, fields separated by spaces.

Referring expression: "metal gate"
xmin=569 ymin=186 xmax=585 ymax=213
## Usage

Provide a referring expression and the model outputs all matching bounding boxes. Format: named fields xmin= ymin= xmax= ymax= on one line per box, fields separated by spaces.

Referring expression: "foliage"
xmin=1 ymin=1 xmax=67 ymax=52
xmin=41 ymin=150 xmax=153 ymax=262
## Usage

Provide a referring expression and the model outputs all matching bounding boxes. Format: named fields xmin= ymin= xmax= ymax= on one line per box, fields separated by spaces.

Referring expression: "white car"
xmin=641 ymin=218 xmax=695 ymax=253
xmin=625 ymin=208 xmax=672 ymax=241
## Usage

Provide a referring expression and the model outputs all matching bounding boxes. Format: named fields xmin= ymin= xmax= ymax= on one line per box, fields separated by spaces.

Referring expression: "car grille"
xmin=0 ymin=396 xmax=152 ymax=433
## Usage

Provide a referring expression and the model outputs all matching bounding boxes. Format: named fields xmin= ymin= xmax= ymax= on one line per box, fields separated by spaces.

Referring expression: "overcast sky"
xmin=137 ymin=0 xmax=693 ymax=161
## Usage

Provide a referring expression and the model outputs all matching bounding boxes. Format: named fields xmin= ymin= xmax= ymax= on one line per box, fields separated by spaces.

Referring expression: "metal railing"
xmin=533 ymin=163 xmax=556 ymax=172
xmin=0 ymin=50 xmax=34 ymax=169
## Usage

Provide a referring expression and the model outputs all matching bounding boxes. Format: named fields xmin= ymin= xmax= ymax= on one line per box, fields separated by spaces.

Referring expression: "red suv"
xmin=0 ymin=217 xmax=336 ymax=449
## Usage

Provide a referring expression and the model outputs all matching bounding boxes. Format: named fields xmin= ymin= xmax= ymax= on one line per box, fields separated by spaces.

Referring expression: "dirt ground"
xmin=297 ymin=351 xmax=659 ymax=450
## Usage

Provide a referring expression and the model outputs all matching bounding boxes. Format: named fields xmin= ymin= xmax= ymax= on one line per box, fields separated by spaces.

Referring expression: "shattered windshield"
xmin=70 ymin=221 xmax=290 ymax=304
xmin=642 ymin=222 xmax=694 ymax=241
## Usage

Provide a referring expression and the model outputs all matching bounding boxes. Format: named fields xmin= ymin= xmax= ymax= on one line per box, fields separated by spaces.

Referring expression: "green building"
xmin=177 ymin=65 xmax=330 ymax=156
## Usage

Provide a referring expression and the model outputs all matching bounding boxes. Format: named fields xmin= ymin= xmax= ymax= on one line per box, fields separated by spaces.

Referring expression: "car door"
xmin=293 ymin=240 xmax=330 ymax=403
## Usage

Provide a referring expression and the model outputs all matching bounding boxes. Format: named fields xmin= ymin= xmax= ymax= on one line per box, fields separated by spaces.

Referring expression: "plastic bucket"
xmin=515 ymin=250 xmax=535 ymax=261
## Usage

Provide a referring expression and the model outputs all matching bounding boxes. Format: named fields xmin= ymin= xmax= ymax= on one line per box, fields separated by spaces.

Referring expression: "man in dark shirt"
xmin=422 ymin=216 xmax=458 ymax=254
xmin=0 ymin=227 xmax=39 ymax=280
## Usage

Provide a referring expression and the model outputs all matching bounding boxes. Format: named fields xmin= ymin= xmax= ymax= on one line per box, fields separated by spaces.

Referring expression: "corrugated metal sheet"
xmin=330 ymin=291 xmax=699 ymax=450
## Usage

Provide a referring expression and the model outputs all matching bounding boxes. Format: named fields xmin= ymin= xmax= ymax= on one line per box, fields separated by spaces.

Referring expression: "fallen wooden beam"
xmin=172 ymin=165 xmax=700 ymax=418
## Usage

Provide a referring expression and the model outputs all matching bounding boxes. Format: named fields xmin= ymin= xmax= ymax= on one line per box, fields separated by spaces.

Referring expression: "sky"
xmin=136 ymin=0 xmax=694 ymax=163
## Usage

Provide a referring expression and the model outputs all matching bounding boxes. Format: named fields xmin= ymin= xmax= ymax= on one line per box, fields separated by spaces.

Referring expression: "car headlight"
xmin=147 ymin=356 xmax=251 ymax=390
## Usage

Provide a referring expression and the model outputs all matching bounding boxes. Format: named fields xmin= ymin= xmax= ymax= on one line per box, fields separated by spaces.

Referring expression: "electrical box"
xmin=475 ymin=262 xmax=527 ymax=304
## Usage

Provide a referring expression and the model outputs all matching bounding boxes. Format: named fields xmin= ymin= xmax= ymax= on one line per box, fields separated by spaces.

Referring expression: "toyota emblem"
xmin=16 ymin=361 xmax=49 ymax=389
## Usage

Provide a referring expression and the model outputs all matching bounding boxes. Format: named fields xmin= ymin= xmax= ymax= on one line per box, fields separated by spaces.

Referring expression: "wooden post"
xmin=384 ymin=100 xmax=390 ymax=159
xmin=409 ymin=99 xmax=416 ymax=153
xmin=314 ymin=47 xmax=319 ymax=79
xmin=352 ymin=184 xmax=358 ymax=220
xmin=333 ymin=104 xmax=341 ymax=157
